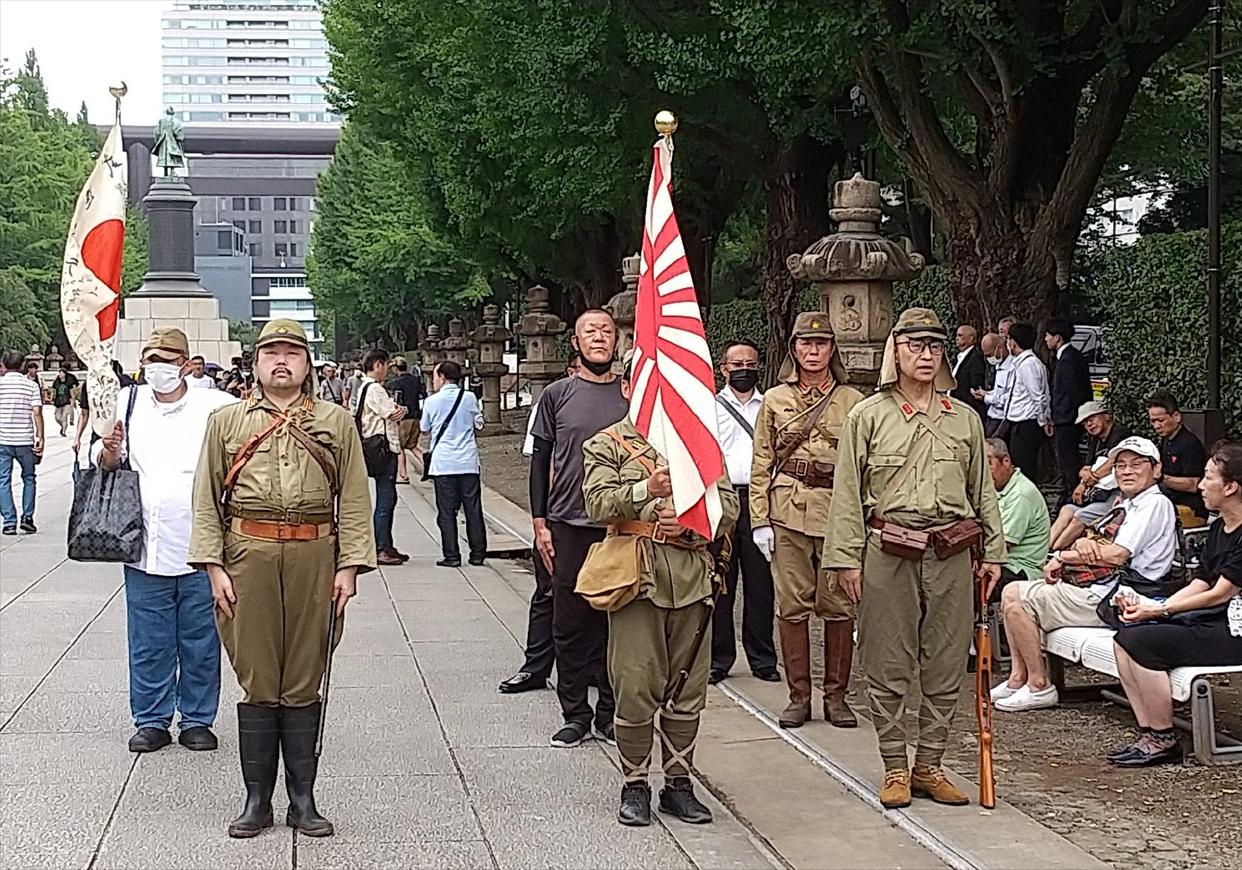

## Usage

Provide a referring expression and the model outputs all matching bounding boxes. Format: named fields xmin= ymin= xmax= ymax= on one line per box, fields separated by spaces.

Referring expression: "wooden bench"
xmin=1042 ymin=626 xmax=1242 ymax=765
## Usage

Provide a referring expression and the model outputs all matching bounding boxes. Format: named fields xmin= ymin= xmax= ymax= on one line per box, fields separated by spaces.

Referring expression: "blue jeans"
xmin=373 ymin=453 xmax=398 ymax=552
xmin=124 ymin=566 xmax=221 ymax=731
xmin=0 ymin=444 xmax=36 ymax=527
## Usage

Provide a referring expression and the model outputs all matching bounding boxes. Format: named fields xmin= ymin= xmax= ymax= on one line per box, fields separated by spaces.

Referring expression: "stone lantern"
xmin=440 ymin=317 xmax=471 ymax=377
xmin=26 ymin=344 xmax=44 ymax=372
xmin=45 ymin=345 xmax=64 ymax=371
xmin=604 ymin=253 xmax=640 ymax=365
xmin=516 ymin=285 xmax=566 ymax=403
xmin=787 ymin=173 xmax=925 ymax=388
xmin=471 ymin=304 xmax=511 ymax=426
xmin=419 ymin=324 xmax=444 ymax=385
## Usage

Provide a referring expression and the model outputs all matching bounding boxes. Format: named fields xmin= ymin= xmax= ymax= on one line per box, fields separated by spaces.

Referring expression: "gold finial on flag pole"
xmin=654 ymin=110 xmax=678 ymax=137
xmin=108 ymin=81 xmax=127 ymax=125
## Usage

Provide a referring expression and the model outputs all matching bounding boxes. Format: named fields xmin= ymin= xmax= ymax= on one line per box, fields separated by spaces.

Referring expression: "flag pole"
xmin=108 ymin=81 xmax=127 ymax=127
xmin=655 ymin=109 xmax=677 ymax=148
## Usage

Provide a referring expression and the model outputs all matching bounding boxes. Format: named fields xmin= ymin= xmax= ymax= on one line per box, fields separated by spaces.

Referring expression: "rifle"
xmin=663 ymin=536 xmax=731 ymax=709
xmin=315 ymin=600 xmax=337 ymax=758
xmin=973 ymin=546 xmax=996 ymax=808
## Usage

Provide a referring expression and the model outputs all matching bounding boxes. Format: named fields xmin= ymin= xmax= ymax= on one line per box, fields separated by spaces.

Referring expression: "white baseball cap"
xmin=1107 ymin=436 xmax=1161 ymax=464
xmin=1075 ymin=400 xmax=1108 ymax=424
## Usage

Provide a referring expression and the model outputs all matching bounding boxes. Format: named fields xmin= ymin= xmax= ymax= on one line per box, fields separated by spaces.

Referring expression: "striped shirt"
xmin=0 ymin=372 xmax=41 ymax=446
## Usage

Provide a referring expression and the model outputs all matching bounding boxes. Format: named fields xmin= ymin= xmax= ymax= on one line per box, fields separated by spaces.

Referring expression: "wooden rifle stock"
xmin=974 ymin=548 xmax=996 ymax=808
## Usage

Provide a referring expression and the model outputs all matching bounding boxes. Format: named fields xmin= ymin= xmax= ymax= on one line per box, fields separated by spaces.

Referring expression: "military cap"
xmin=142 ymin=326 xmax=190 ymax=361
xmin=891 ymin=307 xmax=947 ymax=341
xmin=790 ymin=312 xmax=835 ymax=340
xmin=255 ymin=318 xmax=309 ymax=350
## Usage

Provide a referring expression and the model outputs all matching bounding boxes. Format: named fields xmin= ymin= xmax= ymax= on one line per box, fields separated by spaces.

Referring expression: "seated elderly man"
xmin=1049 ymin=401 xmax=1131 ymax=549
xmin=987 ymin=438 xmax=1051 ymax=595
xmin=993 ymin=436 xmax=1176 ymax=712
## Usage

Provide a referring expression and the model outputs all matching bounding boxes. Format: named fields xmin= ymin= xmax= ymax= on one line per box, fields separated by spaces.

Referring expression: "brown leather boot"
xmin=880 ymin=769 xmax=912 ymax=808
xmin=777 ymin=619 xmax=811 ymax=729
xmin=823 ymin=620 xmax=858 ymax=728
xmin=911 ymin=765 xmax=970 ymax=805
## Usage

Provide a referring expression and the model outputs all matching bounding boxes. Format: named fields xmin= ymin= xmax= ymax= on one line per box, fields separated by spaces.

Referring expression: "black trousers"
xmin=550 ymin=521 xmax=614 ymax=726
xmin=1006 ymin=419 xmax=1045 ymax=482
xmin=432 ymin=473 xmax=487 ymax=562
xmin=710 ymin=487 xmax=777 ymax=675
xmin=519 ymin=551 xmax=555 ymax=679
xmin=1053 ymin=423 xmax=1084 ymax=506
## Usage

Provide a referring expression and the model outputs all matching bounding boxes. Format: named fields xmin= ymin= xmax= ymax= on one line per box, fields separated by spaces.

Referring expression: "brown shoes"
xmin=777 ymin=619 xmax=812 ymax=729
xmin=880 ymin=769 xmax=911 ymax=808
xmin=823 ymin=620 xmax=857 ymax=728
xmin=911 ymin=765 xmax=970 ymax=805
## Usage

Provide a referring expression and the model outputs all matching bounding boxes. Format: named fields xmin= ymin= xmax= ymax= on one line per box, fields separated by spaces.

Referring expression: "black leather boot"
xmin=658 ymin=777 xmax=712 ymax=824
xmin=618 ymin=781 xmax=651 ymax=827
xmin=228 ymin=704 xmax=279 ymax=839
xmin=280 ymin=703 xmax=334 ymax=837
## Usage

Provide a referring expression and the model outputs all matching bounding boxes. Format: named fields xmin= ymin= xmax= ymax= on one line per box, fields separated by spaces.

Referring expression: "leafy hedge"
xmin=1088 ymin=225 xmax=1241 ymax=432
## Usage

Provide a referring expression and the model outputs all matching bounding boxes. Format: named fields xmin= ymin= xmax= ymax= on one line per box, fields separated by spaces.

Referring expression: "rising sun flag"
xmin=628 ymin=113 xmax=725 ymax=540
xmin=61 ymin=110 xmax=127 ymax=435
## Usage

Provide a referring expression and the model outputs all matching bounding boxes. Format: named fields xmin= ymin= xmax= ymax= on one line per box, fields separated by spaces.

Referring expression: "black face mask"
xmin=579 ymin=355 xmax=614 ymax=377
xmin=728 ymin=369 xmax=759 ymax=392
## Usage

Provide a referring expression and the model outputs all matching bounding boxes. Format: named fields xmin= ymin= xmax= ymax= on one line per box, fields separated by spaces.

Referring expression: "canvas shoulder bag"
xmin=353 ymin=382 xmax=392 ymax=478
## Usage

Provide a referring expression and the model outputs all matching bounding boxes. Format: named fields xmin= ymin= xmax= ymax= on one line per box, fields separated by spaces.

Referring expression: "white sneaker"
xmin=994 ymin=684 xmax=1059 ymax=712
xmin=990 ymin=682 xmax=1022 ymax=702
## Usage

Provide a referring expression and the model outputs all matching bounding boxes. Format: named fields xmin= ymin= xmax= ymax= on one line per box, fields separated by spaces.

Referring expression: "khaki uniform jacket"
xmin=582 ymin=418 xmax=739 ymax=609
xmin=749 ymin=380 xmax=864 ymax=536
xmin=188 ymin=394 xmax=377 ymax=573
xmin=822 ymin=390 xmax=1006 ymax=571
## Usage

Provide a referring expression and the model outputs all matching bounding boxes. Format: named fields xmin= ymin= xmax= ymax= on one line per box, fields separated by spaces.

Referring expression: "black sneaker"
xmin=593 ymin=718 xmax=616 ymax=746
xmin=128 ymin=727 xmax=172 ymax=753
xmin=436 ymin=557 xmax=462 ymax=568
xmin=658 ymin=776 xmax=713 ymax=824
xmin=178 ymin=726 xmax=218 ymax=751
xmin=751 ymin=667 xmax=781 ymax=682
xmin=618 ymin=781 xmax=652 ymax=827
xmin=708 ymin=669 xmax=727 ymax=685
xmin=550 ymin=721 xmax=590 ymax=748
xmin=1 ymin=527 xmax=15 ymax=536
xmin=468 ymin=556 xmax=486 ymax=566
xmin=19 ymin=517 xmax=35 ymax=534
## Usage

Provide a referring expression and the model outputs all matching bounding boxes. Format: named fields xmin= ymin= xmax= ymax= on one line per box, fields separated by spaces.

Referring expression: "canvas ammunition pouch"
xmin=576 ymin=532 xmax=647 ymax=613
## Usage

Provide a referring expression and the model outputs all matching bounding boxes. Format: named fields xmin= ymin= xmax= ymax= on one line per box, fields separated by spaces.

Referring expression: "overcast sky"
xmin=0 ymin=0 xmax=165 ymax=125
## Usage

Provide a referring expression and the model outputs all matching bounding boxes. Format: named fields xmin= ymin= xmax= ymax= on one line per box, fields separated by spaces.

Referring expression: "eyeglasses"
xmin=723 ymin=361 xmax=760 ymax=370
xmin=897 ymin=338 xmax=946 ymax=356
xmin=1113 ymin=460 xmax=1155 ymax=472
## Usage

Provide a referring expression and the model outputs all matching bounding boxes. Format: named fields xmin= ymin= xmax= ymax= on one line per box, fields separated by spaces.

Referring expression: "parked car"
xmin=1071 ymin=324 xmax=1111 ymax=400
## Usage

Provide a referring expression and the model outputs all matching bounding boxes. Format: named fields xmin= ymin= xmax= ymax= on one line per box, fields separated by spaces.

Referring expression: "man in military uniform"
xmin=749 ymin=312 xmax=864 ymax=729
xmin=581 ymin=356 xmax=738 ymax=827
xmin=190 ymin=319 xmax=376 ymax=839
xmin=824 ymin=308 xmax=1005 ymax=809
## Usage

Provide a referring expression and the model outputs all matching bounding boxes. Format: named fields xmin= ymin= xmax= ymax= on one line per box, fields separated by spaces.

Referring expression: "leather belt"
xmin=780 ymin=458 xmax=836 ymax=488
xmin=230 ymin=516 xmax=334 ymax=542
xmin=228 ymin=508 xmax=334 ymax=525
xmin=610 ymin=520 xmax=707 ymax=551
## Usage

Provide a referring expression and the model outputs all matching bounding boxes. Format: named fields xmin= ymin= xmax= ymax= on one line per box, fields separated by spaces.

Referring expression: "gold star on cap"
xmin=811 ymin=320 xmax=821 ymax=328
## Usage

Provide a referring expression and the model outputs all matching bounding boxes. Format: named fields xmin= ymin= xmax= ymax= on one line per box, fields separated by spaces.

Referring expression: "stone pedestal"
xmin=516 ymin=286 xmax=566 ymax=403
xmin=419 ymin=325 xmax=444 ymax=384
xmin=26 ymin=345 xmax=44 ymax=372
xmin=440 ymin=318 xmax=470 ymax=371
xmin=44 ymin=346 xmax=64 ymax=371
xmin=471 ymin=304 xmax=511 ymax=426
xmin=787 ymin=173 xmax=925 ymax=388
xmin=604 ymin=253 xmax=640 ymax=368
xmin=114 ymin=174 xmax=241 ymax=370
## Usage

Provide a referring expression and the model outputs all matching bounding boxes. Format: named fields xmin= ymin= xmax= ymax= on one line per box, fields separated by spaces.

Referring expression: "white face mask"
xmin=145 ymin=362 xmax=186 ymax=394
xmin=986 ymin=356 xmax=1000 ymax=367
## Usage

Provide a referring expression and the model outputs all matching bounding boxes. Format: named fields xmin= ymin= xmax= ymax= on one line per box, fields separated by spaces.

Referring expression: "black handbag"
xmin=67 ymin=388 xmax=143 ymax=563
xmin=354 ymin=382 xmax=393 ymax=478
xmin=422 ymin=387 xmax=465 ymax=481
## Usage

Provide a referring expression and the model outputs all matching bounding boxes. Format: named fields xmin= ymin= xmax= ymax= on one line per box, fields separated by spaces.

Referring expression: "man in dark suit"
xmin=950 ymin=324 xmax=987 ymax=417
xmin=1044 ymin=317 xmax=1094 ymax=506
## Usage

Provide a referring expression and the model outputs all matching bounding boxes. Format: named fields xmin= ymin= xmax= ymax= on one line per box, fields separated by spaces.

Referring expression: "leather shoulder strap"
xmin=221 ymin=411 xmax=286 ymax=505
xmin=772 ymin=385 xmax=837 ymax=478
xmin=604 ymin=428 xmax=657 ymax=474
xmin=265 ymin=402 xmax=339 ymax=498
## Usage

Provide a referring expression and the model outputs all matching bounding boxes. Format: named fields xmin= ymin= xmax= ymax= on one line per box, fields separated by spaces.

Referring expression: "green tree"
xmin=228 ymin=318 xmax=259 ymax=349
xmin=308 ymin=126 xmax=489 ymax=348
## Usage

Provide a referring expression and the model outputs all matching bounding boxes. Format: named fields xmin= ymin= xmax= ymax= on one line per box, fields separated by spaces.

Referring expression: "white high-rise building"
xmin=160 ymin=0 xmax=338 ymax=126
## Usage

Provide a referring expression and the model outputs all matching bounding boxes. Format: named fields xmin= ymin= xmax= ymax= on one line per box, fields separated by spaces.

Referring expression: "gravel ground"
xmin=478 ymin=423 xmax=1242 ymax=869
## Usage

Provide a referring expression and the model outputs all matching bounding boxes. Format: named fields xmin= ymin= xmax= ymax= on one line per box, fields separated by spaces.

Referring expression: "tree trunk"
xmin=759 ymin=138 xmax=835 ymax=380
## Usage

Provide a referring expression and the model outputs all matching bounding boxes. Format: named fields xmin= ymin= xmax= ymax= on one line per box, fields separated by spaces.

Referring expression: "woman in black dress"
xmin=1108 ymin=440 xmax=1242 ymax=767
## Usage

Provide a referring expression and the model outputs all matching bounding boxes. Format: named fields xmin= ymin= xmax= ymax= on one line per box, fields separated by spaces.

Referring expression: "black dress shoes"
xmin=178 ymin=726 xmax=218 ymax=751
xmin=497 ymin=671 xmax=547 ymax=694
xmin=618 ymin=782 xmax=652 ymax=826
xmin=708 ymin=669 xmax=727 ymax=685
xmin=436 ymin=557 xmax=462 ymax=568
xmin=468 ymin=556 xmax=486 ymax=566
xmin=128 ymin=727 xmax=172 ymax=753
xmin=752 ymin=667 xmax=781 ymax=682
xmin=1111 ymin=741 xmax=1184 ymax=768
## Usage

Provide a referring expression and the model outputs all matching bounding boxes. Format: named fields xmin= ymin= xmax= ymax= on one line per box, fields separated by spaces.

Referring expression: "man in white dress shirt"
xmin=96 ymin=328 xmax=237 ymax=754
xmin=997 ymin=321 xmax=1051 ymax=479
xmin=709 ymin=341 xmax=779 ymax=684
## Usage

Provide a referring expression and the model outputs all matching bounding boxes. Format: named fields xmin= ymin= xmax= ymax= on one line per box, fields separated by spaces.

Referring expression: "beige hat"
xmin=1075 ymin=400 xmax=1108 ymax=425
xmin=777 ymin=311 xmax=849 ymax=384
xmin=878 ymin=308 xmax=955 ymax=391
xmin=141 ymin=327 xmax=190 ymax=362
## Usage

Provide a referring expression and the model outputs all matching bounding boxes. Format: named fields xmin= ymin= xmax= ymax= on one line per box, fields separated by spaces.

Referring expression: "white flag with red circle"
xmin=628 ymin=134 xmax=724 ymax=540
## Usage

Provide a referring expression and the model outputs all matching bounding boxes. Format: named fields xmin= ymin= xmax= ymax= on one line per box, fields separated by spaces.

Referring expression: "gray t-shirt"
xmin=532 ymin=376 xmax=629 ymax=526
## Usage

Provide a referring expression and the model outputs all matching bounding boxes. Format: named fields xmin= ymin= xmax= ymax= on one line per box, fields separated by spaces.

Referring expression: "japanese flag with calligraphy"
xmin=628 ymin=133 xmax=724 ymax=540
xmin=61 ymin=121 xmax=127 ymax=435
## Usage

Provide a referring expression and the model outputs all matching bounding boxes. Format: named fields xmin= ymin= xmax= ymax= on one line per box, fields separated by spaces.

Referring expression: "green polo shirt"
xmin=997 ymin=469 xmax=1050 ymax=579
